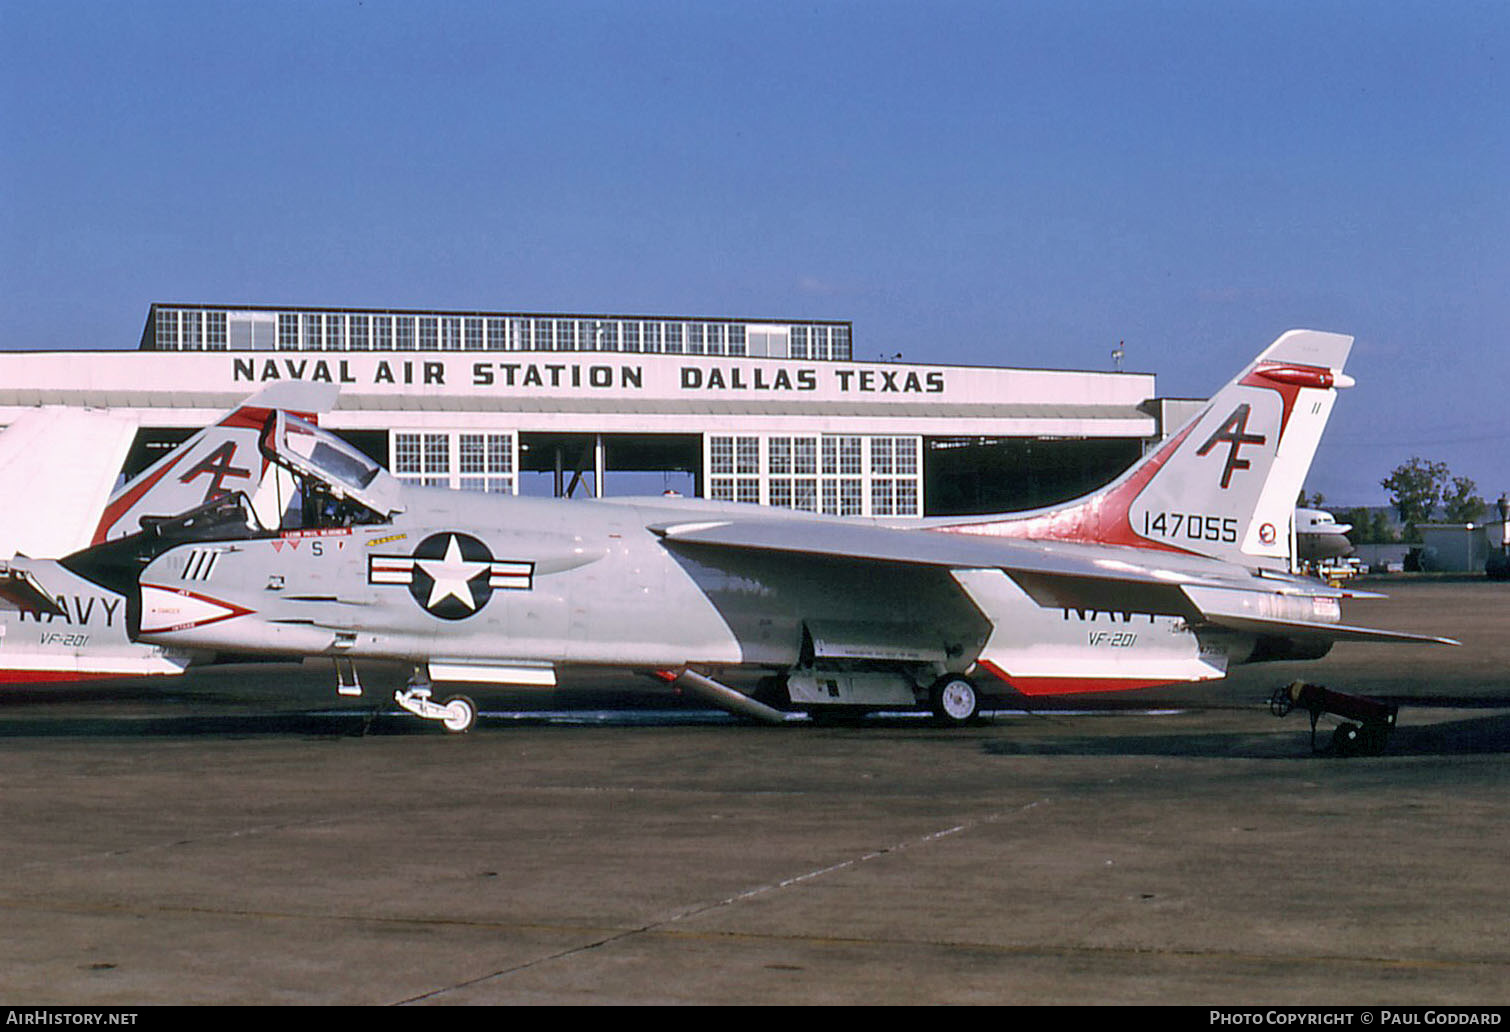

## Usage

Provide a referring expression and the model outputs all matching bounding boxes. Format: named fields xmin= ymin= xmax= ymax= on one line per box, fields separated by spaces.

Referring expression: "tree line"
xmin=1303 ymin=458 xmax=1495 ymax=545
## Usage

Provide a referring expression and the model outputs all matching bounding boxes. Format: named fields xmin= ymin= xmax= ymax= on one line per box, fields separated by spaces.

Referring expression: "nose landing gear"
xmin=394 ymin=683 xmax=478 ymax=734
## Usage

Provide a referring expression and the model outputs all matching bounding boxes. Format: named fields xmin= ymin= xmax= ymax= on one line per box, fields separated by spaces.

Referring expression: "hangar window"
xmin=391 ymin=430 xmax=518 ymax=493
xmin=839 ymin=437 xmax=862 ymax=476
xmin=811 ymin=326 xmax=830 ymax=361
xmin=393 ymin=432 xmax=448 ymax=486
xmin=326 ymin=314 xmax=345 ymax=350
xmin=767 ymin=436 xmax=819 ymax=513
xmin=181 ymin=310 xmax=202 ymax=350
xmin=623 ymin=322 xmax=641 ymax=352
xmin=794 ymin=478 xmax=817 ymax=512
xmin=840 ymin=479 xmax=863 ymax=516
xmin=423 ymin=435 xmax=448 ymax=481
xmin=278 ymin=314 xmax=299 ymax=349
xmin=350 ymin=315 xmax=369 ymax=350
xmin=644 ymin=322 xmax=662 ymax=353
xmin=831 ymin=325 xmax=852 ymax=360
xmin=896 ymin=480 xmax=918 ymax=516
xmin=687 ymin=324 xmax=705 ymax=355
xmin=709 ymin=435 xmax=760 ymax=504
xmin=709 ymin=436 xmax=734 ymax=475
xmin=790 ymin=326 xmax=808 ymax=359
xmin=896 ymin=438 xmax=918 ymax=475
xmin=665 ymin=322 xmax=683 ymax=354
xmin=373 ymin=316 xmax=393 ymax=349
xmin=206 ymin=311 xmax=227 ymax=349
xmin=393 ymin=434 xmax=421 ymax=476
xmin=459 ymin=433 xmax=515 ymax=493
xmin=768 ymin=437 xmax=792 ymax=475
xmin=418 ymin=317 xmax=438 ymax=351
xmin=727 ymin=324 xmax=745 ymax=356
xmin=156 ymin=308 xmax=179 ymax=349
xmin=794 ymin=437 xmax=817 ymax=475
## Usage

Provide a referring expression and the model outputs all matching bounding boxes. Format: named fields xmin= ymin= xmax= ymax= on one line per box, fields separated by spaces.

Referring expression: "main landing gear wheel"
xmin=930 ymin=676 xmax=980 ymax=726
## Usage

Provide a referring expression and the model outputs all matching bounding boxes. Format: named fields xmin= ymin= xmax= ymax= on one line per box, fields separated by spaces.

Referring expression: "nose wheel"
xmin=394 ymin=682 xmax=478 ymax=734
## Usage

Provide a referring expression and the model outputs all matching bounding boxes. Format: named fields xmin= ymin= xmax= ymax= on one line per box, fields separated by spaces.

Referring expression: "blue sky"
xmin=3 ymin=0 xmax=1506 ymax=506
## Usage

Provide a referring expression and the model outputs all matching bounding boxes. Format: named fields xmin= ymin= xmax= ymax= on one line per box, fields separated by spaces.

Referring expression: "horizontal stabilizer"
xmin=1181 ymin=583 xmax=1458 ymax=646
xmin=1193 ymin=613 xmax=1459 ymax=646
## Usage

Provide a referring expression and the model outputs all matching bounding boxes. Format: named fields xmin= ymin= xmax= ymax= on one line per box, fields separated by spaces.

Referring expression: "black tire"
xmin=1331 ymin=722 xmax=1362 ymax=756
xmin=929 ymin=676 xmax=980 ymax=725
xmin=1357 ymin=723 xmax=1390 ymax=756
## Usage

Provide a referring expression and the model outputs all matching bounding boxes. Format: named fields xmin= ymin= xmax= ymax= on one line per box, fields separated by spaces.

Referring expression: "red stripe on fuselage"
xmin=977 ymin=661 xmax=1181 ymax=696
xmin=0 ymin=670 xmax=162 ymax=685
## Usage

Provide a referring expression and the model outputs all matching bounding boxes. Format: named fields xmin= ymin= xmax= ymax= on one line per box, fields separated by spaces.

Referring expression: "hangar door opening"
xmin=517 ymin=433 xmax=701 ymax=499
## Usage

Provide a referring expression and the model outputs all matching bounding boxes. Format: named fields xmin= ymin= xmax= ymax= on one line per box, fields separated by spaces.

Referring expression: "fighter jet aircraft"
xmin=0 ymin=384 xmax=330 ymax=684
xmin=51 ymin=329 xmax=1452 ymax=731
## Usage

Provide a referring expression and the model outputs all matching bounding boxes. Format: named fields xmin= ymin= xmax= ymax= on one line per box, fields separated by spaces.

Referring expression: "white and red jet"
xmin=42 ymin=330 xmax=1453 ymax=734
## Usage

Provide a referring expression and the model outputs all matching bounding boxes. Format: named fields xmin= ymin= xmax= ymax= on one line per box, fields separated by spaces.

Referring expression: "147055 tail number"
xmin=1141 ymin=511 xmax=1239 ymax=544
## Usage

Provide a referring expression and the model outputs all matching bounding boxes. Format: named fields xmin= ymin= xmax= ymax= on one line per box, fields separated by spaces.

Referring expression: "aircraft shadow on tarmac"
xmin=978 ymin=711 xmax=1510 ymax=760
xmin=1 ymin=702 xmax=1508 ymax=759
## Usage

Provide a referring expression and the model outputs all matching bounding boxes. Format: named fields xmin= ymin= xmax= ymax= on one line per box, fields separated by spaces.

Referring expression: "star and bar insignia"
xmin=368 ymin=532 xmax=532 ymax=620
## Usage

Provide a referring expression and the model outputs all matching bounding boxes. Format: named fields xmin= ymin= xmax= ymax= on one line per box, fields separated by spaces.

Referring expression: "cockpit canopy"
xmin=261 ymin=411 xmax=406 ymax=522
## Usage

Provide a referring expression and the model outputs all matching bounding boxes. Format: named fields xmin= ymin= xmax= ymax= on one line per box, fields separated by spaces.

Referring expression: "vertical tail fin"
xmin=91 ymin=382 xmax=340 ymax=544
xmin=933 ymin=329 xmax=1354 ymax=567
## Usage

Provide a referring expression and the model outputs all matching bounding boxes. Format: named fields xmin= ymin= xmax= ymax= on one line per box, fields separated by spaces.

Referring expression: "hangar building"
xmin=0 ymin=303 xmax=1174 ymax=518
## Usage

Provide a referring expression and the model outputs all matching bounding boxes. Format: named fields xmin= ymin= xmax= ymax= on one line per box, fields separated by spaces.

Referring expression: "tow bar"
xmin=1270 ymin=680 xmax=1397 ymax=756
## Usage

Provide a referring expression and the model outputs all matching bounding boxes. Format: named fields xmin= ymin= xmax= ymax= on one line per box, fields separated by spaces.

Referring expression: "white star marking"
xmin=414 ymin=535 xmax=490 ymax=611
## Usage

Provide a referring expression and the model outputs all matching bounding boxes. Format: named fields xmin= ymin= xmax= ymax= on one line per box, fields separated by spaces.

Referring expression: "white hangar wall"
xmin=0 ymin=305 xmax=1162 ymax=519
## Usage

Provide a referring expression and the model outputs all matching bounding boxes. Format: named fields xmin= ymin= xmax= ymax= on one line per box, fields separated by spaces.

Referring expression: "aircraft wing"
xmin=653 ymin=516 xmax=1251 ymax=592
xmin=649 ymin=515 xmax=1457 ymax=645
xmin=0 ymin=562 xmax=68 ymax=617
xmin=0 ymin=407 xmax=139 ymax=559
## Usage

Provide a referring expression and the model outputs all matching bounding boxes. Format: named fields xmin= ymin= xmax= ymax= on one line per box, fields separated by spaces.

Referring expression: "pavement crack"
xmin=393 ymin=798 xmax=1047 ymax=1005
